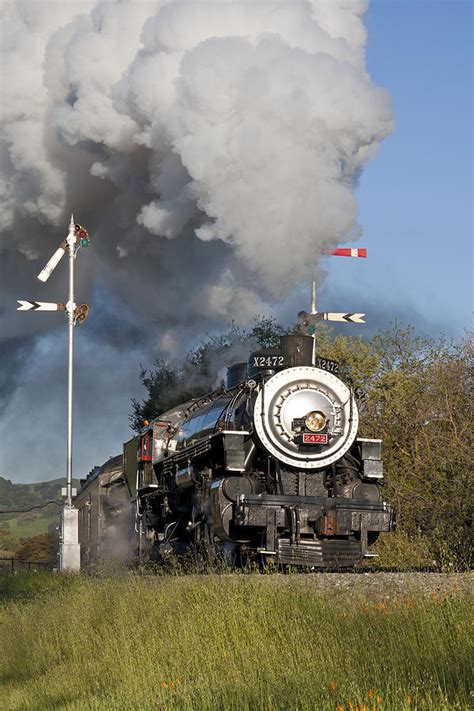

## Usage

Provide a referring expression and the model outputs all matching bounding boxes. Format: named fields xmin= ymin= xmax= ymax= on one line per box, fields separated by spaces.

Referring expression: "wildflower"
xmin=470 ymin=619 xmax=474 ymax=625
xmin=349 ymin=703 xmax=353 ymax=710
xmin=431 ymin=593 xmax=438 ymax=602
xmin=408 ymin=694 xmax=412 ymax=705
xmin=337 ymin=706 xmax=344 ymax=711
xmin=368 ymin=689 xmax=373 ymax=699
xmin=362 ymin=705 xmax=367 ymax=711
xmin=161 ymin=682 xmax=167 ymax=688
xmin=404 ymin=599 xmax=413 ymax=609
xmin=329 ymin=681 xmax=336 ymax=691
xmin=377 ymin=694 xmax=381 ymax=704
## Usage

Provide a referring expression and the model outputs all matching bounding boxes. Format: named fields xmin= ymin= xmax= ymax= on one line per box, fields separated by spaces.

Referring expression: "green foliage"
xmin=0 ymin=573 xmax=471 ymax=710
xmin=129 ymin=317 xmax=287 ymax=430
xmin=15 ymin=532 xmax=58 ymax=564
xmin=362 ymin=328 xmax=473 ymax=568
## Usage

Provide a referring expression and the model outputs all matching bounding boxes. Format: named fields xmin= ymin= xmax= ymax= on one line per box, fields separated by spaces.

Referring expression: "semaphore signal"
xmin=17 ymin=215 xmax=91 ymax=572
xmin=303 ymin=246 xmax=368 ymax=363
xmin=299 ymin=311 xmax=366 ymax=332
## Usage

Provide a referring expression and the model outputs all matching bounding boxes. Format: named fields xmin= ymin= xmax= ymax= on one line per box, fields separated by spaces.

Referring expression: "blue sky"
xmin=319 ymin=0 xmax=472 ymax=336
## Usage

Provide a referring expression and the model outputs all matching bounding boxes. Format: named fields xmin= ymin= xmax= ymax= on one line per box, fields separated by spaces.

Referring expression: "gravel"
xmin=256 ymin=571 xmax=474 ymax=601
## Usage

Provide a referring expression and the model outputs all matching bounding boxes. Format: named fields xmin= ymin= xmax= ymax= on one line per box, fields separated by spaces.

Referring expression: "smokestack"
xmin=280 ymin=335 xmax=314 ymax=368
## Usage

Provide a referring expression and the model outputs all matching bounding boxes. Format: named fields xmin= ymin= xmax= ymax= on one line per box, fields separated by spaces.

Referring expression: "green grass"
xmin=7 ymin=511 xmax=59 ymax=541
xmin=0 ymin=573 xmax=472 ymax=710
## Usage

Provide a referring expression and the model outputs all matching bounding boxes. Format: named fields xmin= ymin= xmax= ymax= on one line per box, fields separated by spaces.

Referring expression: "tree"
xmin=361 ymin=329 xmax=473 ymax=566
xmin=15 ymin=532 xmax=58 ymax=564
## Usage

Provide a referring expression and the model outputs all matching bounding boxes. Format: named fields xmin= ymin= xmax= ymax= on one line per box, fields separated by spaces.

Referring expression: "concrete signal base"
xmin=59 ymin=505 xmax=81 ymax=572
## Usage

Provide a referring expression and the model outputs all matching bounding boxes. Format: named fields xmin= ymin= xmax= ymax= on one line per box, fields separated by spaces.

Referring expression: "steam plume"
xmin=0 ymin=0 xmax=393 ymax=481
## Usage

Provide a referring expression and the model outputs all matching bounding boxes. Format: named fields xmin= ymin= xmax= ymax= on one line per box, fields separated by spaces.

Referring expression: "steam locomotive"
xmin=74 ymin=335 xmax=394 ymax=569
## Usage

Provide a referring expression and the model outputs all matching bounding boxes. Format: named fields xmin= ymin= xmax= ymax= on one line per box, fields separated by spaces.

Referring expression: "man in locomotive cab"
xmin=138 ymin=425 xmax=154 ymax=489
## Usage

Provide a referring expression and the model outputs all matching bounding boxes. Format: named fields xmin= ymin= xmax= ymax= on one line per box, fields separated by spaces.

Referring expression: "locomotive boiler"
xmin=75 ymin=335 xmax=394 ymax=568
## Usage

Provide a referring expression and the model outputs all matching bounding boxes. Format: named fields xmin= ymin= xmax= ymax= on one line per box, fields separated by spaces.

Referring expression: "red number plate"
xmin=303 ymin=433 xmax=328 ymax=444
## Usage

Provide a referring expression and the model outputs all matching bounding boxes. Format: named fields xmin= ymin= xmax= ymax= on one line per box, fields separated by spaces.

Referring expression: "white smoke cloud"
xmin=0 ymin=0 xmax=393 ymax=481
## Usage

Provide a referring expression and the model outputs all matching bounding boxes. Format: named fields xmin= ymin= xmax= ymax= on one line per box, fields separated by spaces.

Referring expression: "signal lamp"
xmin=75 ymin=223 xmax=90 ymax=247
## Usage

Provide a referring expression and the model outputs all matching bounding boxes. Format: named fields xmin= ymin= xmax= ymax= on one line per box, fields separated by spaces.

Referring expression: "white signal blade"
xmin=17 ymin=300 xmax=65 ymax=311
xmin=299 ymin=310 xmax=366 ymax=325
xmin=37 ymin=240 xmax=67 ymax=282
xmin=320 ymin=312 xmax=365 ymax=323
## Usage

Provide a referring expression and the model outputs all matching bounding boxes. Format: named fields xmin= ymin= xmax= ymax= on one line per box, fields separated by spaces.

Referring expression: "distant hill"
xmin=0 ymin=477 xmax=80 ymax=552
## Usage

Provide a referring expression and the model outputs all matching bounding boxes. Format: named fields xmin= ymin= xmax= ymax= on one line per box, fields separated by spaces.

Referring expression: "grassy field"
xmin=0 ymin=571 xmax=472 ymax=710
xmin=6 ymin=511 xmax=59 ymax=540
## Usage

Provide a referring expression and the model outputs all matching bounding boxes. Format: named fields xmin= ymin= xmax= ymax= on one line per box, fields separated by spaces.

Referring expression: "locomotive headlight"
xmin=305 ymin=410 xmax=327 ymax=432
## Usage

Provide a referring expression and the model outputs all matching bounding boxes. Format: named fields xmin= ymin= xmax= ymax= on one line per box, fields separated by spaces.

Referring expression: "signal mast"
xmin=299 ymin=247 xmax=367 ymax=365
xmin=17 ymin=215 xmax=90 ymax=571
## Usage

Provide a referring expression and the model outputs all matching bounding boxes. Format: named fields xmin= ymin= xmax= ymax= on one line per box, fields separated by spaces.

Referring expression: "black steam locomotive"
xmin=75 ymin=335 xmax=394 ymax=569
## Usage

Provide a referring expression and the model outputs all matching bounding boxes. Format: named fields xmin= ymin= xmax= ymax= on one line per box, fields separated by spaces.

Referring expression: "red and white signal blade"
xmin=17 ymin=300 xmax=65 ymax=311
xmin=37 ymin=240 xmax=67 ymax=282
xmin=324 ymin=248 xmax=367 ymax=258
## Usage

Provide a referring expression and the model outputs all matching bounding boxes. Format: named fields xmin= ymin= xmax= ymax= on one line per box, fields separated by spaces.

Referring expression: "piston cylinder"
xmin=175 ymin=466 xmax=200 ymax=488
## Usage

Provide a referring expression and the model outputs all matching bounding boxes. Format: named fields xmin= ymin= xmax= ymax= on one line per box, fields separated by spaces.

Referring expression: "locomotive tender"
xmin=75 ymin=335 xmax=394 ymax=569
